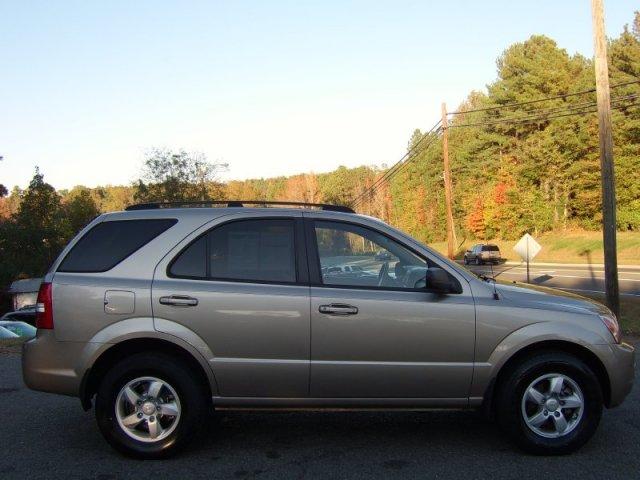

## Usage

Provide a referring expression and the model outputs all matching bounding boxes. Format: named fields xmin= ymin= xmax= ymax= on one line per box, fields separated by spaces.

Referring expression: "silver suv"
xmin=22 ymin=201 xmax=634 ymax=458
xmin=464 ymin=244 xmax=501 ymax=265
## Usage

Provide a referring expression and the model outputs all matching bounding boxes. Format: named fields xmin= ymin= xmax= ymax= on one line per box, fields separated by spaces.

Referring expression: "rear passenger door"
xmin=152 ymin=212 xmax=311 ymax=398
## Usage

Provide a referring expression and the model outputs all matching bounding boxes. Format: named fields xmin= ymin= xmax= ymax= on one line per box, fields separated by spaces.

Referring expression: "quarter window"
xmin=58 ymin=219 xmax=177 ymax=273
xmin=169 ymin=236 xmax=207 ymax=278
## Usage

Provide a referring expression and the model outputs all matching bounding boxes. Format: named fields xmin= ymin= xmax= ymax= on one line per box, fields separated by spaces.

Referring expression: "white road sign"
xmin=513 ymin=233 xmax=541 ymax=262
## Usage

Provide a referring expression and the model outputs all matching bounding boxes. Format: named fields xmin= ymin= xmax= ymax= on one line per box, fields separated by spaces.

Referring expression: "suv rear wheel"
xmin=496 ymin=351 xmax=603 ymax=455
xmin=95 ymin=352 xmax=208 ymax=458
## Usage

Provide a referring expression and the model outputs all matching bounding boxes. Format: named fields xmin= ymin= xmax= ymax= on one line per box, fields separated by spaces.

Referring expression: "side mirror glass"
xmin=425 ymin=267 xmax=451 ymax=293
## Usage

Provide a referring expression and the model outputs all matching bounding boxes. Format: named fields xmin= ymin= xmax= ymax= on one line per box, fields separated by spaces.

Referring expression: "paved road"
xmin=463 ymin=262 xmax=640 ymax=297
xmin=1 ymin=350 xmax=638 ymax=480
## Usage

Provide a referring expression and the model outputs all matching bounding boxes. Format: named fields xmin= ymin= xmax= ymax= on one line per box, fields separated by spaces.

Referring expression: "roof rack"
xmin=125 ymin=200 xmax=355 ymax=214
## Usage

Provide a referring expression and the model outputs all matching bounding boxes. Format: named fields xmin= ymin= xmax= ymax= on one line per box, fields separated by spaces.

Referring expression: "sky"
xmin=0 ymin=0 xmax=636 ymax=191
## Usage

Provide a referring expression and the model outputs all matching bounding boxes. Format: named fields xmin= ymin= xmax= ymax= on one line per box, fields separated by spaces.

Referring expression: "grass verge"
xmin=577 ymin=292 xmax=640 ymax=338
xmin=430 ymin=230 xmax=640 ymax=264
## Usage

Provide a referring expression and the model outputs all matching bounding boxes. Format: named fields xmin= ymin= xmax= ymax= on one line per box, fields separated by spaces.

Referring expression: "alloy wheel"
xmin=521 ymin=373 xmax=584 ymax=438
xmin=115 ymin=376 xmax=181 ymax=443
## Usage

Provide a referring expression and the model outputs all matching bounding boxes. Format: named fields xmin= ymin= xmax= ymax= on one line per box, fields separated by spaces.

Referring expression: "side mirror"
xmin=425 ymin=267 xmax=451 ymax=293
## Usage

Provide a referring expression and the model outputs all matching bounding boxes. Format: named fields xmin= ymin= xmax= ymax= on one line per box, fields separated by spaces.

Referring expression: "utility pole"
xmin=441 ymin=102 xmax=458 ymax=259
xmin=591 ymin=0 xmax=620 ymax=317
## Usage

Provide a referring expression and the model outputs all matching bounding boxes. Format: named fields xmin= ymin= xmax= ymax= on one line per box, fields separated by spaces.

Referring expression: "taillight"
xmin=35 ymin=282 xmax=54 ymax=329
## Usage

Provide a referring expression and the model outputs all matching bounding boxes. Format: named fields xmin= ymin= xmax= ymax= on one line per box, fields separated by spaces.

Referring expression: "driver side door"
xmin=306 ymin=217 xmax=475 ymax=402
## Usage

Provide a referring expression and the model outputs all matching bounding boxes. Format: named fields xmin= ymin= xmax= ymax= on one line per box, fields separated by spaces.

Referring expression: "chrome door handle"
xmin=318 ymin=303 xmax=358 ymax=315
xmin=159 ymin=295 xmax=199 ymax=307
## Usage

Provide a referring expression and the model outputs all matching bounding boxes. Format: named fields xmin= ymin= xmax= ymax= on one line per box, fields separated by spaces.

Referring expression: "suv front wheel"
xmin=95 ymin=352 xmax=208 ymax=458
xmin=496 ymin=351 xmax=603 ymax=455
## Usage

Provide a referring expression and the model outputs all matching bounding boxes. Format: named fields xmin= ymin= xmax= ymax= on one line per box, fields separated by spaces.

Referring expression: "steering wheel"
xmin=377 ymin=262 xmax=389 ymax=287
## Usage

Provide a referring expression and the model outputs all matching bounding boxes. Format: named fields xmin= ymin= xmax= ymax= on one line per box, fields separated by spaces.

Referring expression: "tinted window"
xmin=209 ymin=219 xmax=296 ymax=283
xmin=482 ymin=245 xmax=500 ymax=251
xmin=5 ymin=312 xmax=36 ymax=326
xmin=314 ymin=221 xmax=427 ymax=289
xmin=169 ymin=219 xmax=297 ymax=283
xmin=58 ymin=219 xmax=177 ymax=273
xmin=169 ymin=236 xmax=207 ymax=278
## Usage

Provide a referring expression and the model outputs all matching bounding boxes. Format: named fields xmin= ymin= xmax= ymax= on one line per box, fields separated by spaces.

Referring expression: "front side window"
xmin=314 ymin=221 xmax=427 ymax=289
xmin=169 ymin=219 xmax=297 ymax=283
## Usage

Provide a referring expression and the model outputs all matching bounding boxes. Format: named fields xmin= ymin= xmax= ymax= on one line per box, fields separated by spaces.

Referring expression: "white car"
xmin=0 ymin=325 xmax=19 ymax=339
xmin=0 ymin=320 xmax=36 ymax=338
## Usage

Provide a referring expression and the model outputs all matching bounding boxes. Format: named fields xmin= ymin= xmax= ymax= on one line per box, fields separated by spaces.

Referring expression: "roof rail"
xmin=125 ymin=200 xmax=355 ymax=214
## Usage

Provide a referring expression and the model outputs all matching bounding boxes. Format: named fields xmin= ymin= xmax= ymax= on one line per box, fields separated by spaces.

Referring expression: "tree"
xmin=319 ymin=166 xmax=357 ymax=205
xmin=609 ymin=17 xmax=640 ymax=230
xmin=134 ymin=148 xmax=227 ymax=203
xmin=0 ymin=169 xmax=69 ymax=293
xmin=467 ymin=198 xmax=485 ymax=239
xmin=63 ymin=187 xmax=100 ymax=234
xmin=98 ymin=186 xmax=135 ymax=212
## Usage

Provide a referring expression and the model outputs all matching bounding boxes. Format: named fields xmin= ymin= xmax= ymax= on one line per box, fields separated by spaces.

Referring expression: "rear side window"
xmin=169 ymin=219 xmax=297 ymax=283
xmin=58 ymin=219 xmax=177 ymax=273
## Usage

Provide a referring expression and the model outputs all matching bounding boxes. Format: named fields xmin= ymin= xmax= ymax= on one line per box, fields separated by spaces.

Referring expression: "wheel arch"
xmin=80 ymin=337 xmax=214 ymax=411
xmin=483 ymin=340 xmax=611 ymax=415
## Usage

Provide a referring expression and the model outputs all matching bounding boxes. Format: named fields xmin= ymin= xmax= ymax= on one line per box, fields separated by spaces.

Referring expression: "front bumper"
xmin=607 ymin=341 xmax=635 ymax=408
xmin=22 ymin=330 xmax=85 ymax=397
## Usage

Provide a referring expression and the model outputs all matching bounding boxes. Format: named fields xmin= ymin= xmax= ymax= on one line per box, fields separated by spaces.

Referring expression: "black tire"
xmin=496 ymin=351 xmax=603 ymax=455
xmin=95 ymin=352 xmax=209 ymax=459
xmin=464 ymin=257 xmax=469 ymax=265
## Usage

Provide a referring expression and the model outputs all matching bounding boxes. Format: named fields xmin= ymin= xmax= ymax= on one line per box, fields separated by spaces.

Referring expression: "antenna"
xmin=489 ymin=262 xmax=499 ymax=300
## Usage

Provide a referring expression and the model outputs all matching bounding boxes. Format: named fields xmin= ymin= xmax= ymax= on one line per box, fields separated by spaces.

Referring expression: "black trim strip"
xmin=126 ymin=200 xmax=354 ymax=213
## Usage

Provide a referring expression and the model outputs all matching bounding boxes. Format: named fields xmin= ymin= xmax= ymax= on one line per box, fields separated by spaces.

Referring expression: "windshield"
xmin=0 ymin=321 xmax=36 ymax=338
xmin=0 ymin=326 xmax=19 ymax=339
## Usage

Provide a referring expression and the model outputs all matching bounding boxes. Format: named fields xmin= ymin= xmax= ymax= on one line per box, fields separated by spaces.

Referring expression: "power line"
xmin=352 ymin=81 xmax=640 ymax=213
xmin=449 ymin=79 xmax=640 ymax=115
xmin=350 ymin=120 xmax=441 ymax=208
xmin=502 ymin=99 xmax=640 ymax=125
xmin=352 ymin=98 xmax=640 ymax=211
xmin=352 ymin=132 xmax=442 ymax=210
xmin=351 ymin=129 xmax=440 ymax=209
xmin=448 ymin=93 xmax=639 ymax=129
